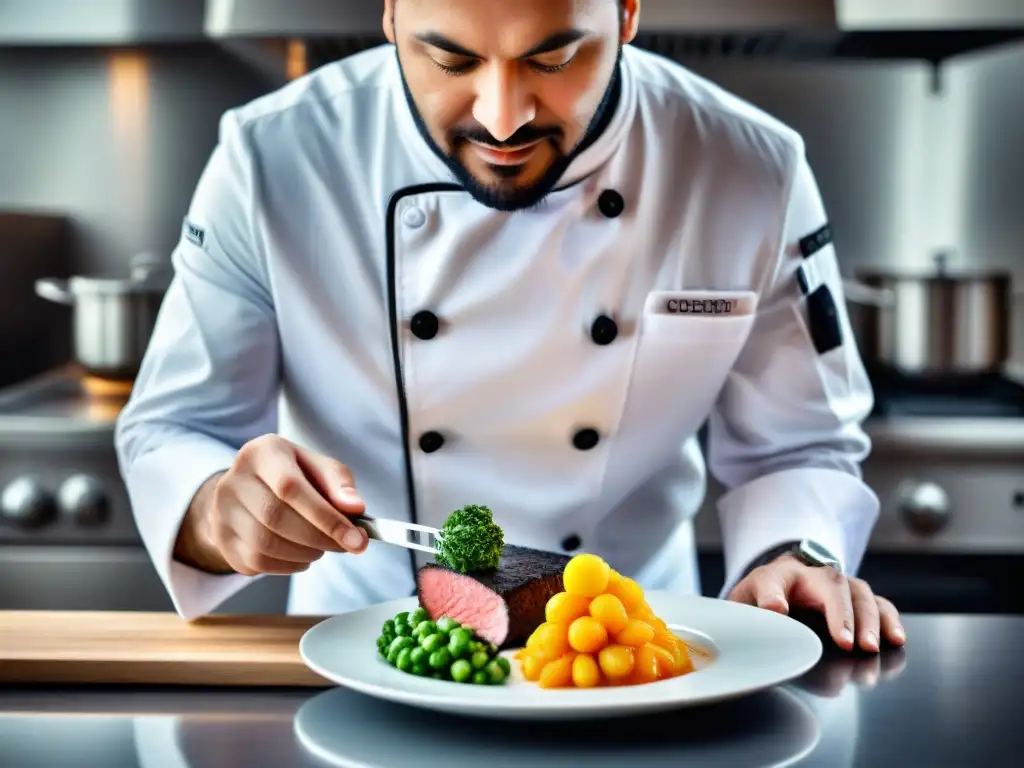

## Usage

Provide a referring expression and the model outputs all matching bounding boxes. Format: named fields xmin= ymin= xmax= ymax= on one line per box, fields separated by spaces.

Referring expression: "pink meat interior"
xmin=418 ymin=569 xmax=510 ymax=645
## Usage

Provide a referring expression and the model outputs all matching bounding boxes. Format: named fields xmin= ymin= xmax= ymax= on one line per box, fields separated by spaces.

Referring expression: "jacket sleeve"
xmin=114 ymin=110 xmax=280 ymax=620
xmin=706 ymin=147 xmax=880 ymax=598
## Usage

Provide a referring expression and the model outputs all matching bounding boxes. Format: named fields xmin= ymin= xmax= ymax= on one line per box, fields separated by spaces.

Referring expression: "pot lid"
xmin=67 ymin=275 xmax=166 ymax=296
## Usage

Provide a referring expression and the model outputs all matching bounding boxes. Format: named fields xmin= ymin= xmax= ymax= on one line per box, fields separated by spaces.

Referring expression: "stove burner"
xmin=81 ymin=374 xmax=133 ymax=400
xmin=868 ymin=364 xmax=1024 ymax=418
xmin=0 ymin=365 xmax=126 ymax=434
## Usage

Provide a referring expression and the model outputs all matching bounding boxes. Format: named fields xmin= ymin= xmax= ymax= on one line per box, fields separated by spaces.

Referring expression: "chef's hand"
xmin=174 ymin=434 xmax=369 ymax=576
xmin=727 ymin=555 xmax=906 ymax=653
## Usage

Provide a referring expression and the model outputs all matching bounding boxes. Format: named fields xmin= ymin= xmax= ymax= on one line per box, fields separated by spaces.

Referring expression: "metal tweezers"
xmin=351 ymin=515 xmax=442 ymax=555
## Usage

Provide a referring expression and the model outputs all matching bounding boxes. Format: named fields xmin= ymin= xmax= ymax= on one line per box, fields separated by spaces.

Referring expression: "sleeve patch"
xmin=806 ymin=284 xmax=843 ymax=355
xmin=798 ymin=223 xmax=833 ymax=259
xmin=184 ymin=219 xmax=207 ymax=249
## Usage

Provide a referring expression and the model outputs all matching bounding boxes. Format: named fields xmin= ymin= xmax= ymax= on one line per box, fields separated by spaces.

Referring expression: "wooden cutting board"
xmin=0 ymin=612 xmax=335 ymax=687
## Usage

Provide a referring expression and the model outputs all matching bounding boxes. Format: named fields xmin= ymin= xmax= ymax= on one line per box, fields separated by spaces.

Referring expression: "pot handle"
xmin=35 ymin=278 xmax=74 ymax=305
xmin=841 ymin=279 xmax=894 ymax=307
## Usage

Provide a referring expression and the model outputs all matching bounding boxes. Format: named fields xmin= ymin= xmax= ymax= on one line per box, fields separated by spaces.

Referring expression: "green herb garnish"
xmin=434 ymin=504 xmax=504 ymax=573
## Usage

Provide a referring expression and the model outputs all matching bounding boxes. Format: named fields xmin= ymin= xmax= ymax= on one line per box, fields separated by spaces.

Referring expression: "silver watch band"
xmin=792 ymin=539 xmax=843 ymax=573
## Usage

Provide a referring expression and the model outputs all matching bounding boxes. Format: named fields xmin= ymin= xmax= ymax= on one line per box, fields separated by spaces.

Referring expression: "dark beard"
xmin=397 ymin=49 xmax=623 ymax=212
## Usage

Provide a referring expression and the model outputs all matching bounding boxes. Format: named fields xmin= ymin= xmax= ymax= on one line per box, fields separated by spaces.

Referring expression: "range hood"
xmin=204 ymin=0 xmax=1024 ymax=68
xmin=204 ymin=0 xmax=1024 ymax=36
xmin=0 ymin=0 xmax=208 ymax=45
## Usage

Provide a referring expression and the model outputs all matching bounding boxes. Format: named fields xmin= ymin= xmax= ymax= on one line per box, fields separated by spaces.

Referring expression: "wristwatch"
xmin=743 ymin=539 xmax=843 ymax=579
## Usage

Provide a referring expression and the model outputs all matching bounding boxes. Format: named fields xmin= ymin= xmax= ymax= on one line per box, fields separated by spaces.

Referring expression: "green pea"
xmin=394 ymin=622 xmax=412 ymax=637
xmin=485 ymin=660 xmax=506 ymax=684
xmin=382 ymin=619 xmax=395 ymax=634
xmin=394 ymin=612 xmax=410 ymax=624
xmin=429 ymin=648 xmax=452 ymax=670
xmin=410 ymin=608 xmax=428 ymax=624
xmin=409 ymin=647 xmax=427 ymax=665
xmin=386 ymin=647 xmax=401 ymax=666
xmin=496 ymin=657 xmax=511 ymax=676
xmin=436 ymin=617 xmax=460 ymax=634
xmin=396 ymin=648 xmax=414 ymax=672
xmin=450 ymin=659 xmax=473 ymax=683
xmin=448 ymin=632 xmax=471 ymax=659
xmin=421 ymin=633 xmax=445 ymax=653
xmin=472 ymin=670 xmax=489 ymax=685
xmin=412 ymin=662 xmax=429 ymax=676
xmin=469 ymin=640 xmax=483 ymax=653
xmin=470 ymin=650 xmax=490 ymax=670
xmin=416 ymin=620 xmax=437 ymax=637
xmin=388 ymin=636 xmax=414 ymax=655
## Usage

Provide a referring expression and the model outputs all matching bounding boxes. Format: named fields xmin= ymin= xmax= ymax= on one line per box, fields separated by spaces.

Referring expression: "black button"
xmin=419 ymin=431 xmax=445 ymax=453
xmin=562 ymin=534 xmax=582 ymax=552
xmin=410 ymin=311 xmax=440 ymax=341
xmin=598 ymin=190 xmax=625 ymax=219
xmin=573 ymin=428 xmax=600 ymax=451
xmin=590 ymin=315 xmax=619 ymax=346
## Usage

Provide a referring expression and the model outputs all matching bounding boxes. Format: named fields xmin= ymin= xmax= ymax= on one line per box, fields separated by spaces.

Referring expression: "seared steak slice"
xmin=416 ymin=545 xmax=571 ymax=648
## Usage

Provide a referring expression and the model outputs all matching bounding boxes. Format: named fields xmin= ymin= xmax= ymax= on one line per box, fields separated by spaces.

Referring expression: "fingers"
xmin=226 ymin=503 xmax=327 ymax=564
xmin=728 ymin=556 xmax=798 ymax=614
xmin=294 ymin=444 xmax=366 ymax=514
xmin=211 ymin=481 xmax=325 ymax=575
xmin=790 ymin=566 xmax=855 ymax=651
xmin=850 ymin=577 xmax=881 ymax=652
xmin=249 ymin=444 xmax=367 ymax=553
xmin=231 ymin=473 xmax=345 ymax=553
xmin=219 ymin=530 xmax=312 ymax=577
xmin=876 ymin=595 xmax=907 ymax=647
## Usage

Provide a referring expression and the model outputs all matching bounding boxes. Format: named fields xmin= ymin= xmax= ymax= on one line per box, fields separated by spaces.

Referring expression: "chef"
xmin=115 ymin=0 xmax=906 ymax=653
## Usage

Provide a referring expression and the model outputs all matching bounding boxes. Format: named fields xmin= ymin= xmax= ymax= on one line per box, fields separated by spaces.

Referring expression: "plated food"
xmin=384 ymin=504 xmax=698 ymax=690
xmin=377 ymin=607 xmax=510 ymax=685
xmin=300 ymin=503 xmax=822 ymax=719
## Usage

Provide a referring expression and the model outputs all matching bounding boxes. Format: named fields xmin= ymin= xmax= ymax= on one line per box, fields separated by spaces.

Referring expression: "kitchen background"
xmin=1 ymin=1 xmax=1022 ymax=616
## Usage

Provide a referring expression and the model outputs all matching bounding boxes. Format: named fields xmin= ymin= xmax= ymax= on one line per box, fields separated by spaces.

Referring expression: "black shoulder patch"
xmin=798 ymin=223 xmax=833 ymax=259
xmin=184 ymin=219 xmax=206 ymax=248
xmin=806 ymin=284 xmax=843 ymax=355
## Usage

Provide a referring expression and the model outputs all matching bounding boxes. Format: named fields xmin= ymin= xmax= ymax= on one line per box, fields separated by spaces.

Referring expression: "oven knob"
xmin=0 ymin=477 xmax=57 ymax=529
xmin=58 ymin=475 xmax=109 ymax=527
xmin=897 ymin=480 xmax=950 ymax=536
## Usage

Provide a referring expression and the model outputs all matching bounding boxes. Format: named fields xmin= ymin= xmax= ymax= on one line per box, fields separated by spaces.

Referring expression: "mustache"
xmin=450 ymin=124 xmax=563 ymax=150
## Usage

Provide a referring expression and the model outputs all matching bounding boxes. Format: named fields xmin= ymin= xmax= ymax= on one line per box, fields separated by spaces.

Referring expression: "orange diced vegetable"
xmin=568 ymin=616 xmax=609 ymax=654
xmin=538 ymin=653 xmax=575 ymax=689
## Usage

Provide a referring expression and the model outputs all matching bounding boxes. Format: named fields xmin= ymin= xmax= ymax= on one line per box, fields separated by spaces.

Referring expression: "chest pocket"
xmin=612 ymin=291 xmax=758 ymax=463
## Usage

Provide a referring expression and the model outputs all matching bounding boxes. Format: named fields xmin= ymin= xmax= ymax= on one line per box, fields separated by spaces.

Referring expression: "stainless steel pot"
xmin=844 ymin=253 xmax=1022 ymax=375
xmin=35 ymin=253 xmax=172 ymax=381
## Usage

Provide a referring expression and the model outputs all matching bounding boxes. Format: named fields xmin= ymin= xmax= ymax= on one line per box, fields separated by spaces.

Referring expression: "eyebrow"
xmin=414 ymin=29 xmax=588 ymax=60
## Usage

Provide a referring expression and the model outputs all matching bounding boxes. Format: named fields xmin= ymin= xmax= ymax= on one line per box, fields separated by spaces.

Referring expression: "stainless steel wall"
xmin=683 ymin=42 xmax=1024 ymax=361
xmin=0 ymin=44 xmax=271 ymax=274
xmin=1 ymin=41 xmax=1021 ymax=354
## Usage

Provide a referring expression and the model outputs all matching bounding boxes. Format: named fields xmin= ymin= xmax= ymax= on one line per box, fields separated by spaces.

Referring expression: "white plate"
xmin=299 ymin=591 xmax=823 ymax=721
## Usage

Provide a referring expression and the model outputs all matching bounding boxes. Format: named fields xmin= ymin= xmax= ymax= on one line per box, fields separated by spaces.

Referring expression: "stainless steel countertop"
xmin=1 ymin=615 xmax=1022 ymax=767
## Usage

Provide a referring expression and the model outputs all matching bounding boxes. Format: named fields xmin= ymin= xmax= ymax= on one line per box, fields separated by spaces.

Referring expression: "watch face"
xmin=800 ymin=540 xmax=839 ymax=568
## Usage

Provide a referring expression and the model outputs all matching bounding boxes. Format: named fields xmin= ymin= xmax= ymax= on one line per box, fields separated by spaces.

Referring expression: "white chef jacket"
xmin=114 ymin=43 xmax=879 ymax=621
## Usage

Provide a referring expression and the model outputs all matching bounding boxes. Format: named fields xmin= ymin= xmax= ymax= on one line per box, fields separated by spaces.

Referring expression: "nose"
xmin=472 ymin=62 xmax=536 ymax=143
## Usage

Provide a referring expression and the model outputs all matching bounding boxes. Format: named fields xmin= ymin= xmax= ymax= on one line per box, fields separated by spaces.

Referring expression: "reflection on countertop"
xmin=1 ymin=616 xmax=1022 ymax=767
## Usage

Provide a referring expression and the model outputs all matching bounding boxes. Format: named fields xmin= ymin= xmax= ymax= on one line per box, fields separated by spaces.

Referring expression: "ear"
xmin=621 ymin=0 xmax=641 ymax=45
xmin=382 ymin=0 xmax=396 ymax=44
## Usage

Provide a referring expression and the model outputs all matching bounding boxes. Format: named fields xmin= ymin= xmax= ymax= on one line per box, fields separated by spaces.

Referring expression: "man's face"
xmin=385 ymin=0 xmax=639 ymax=211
